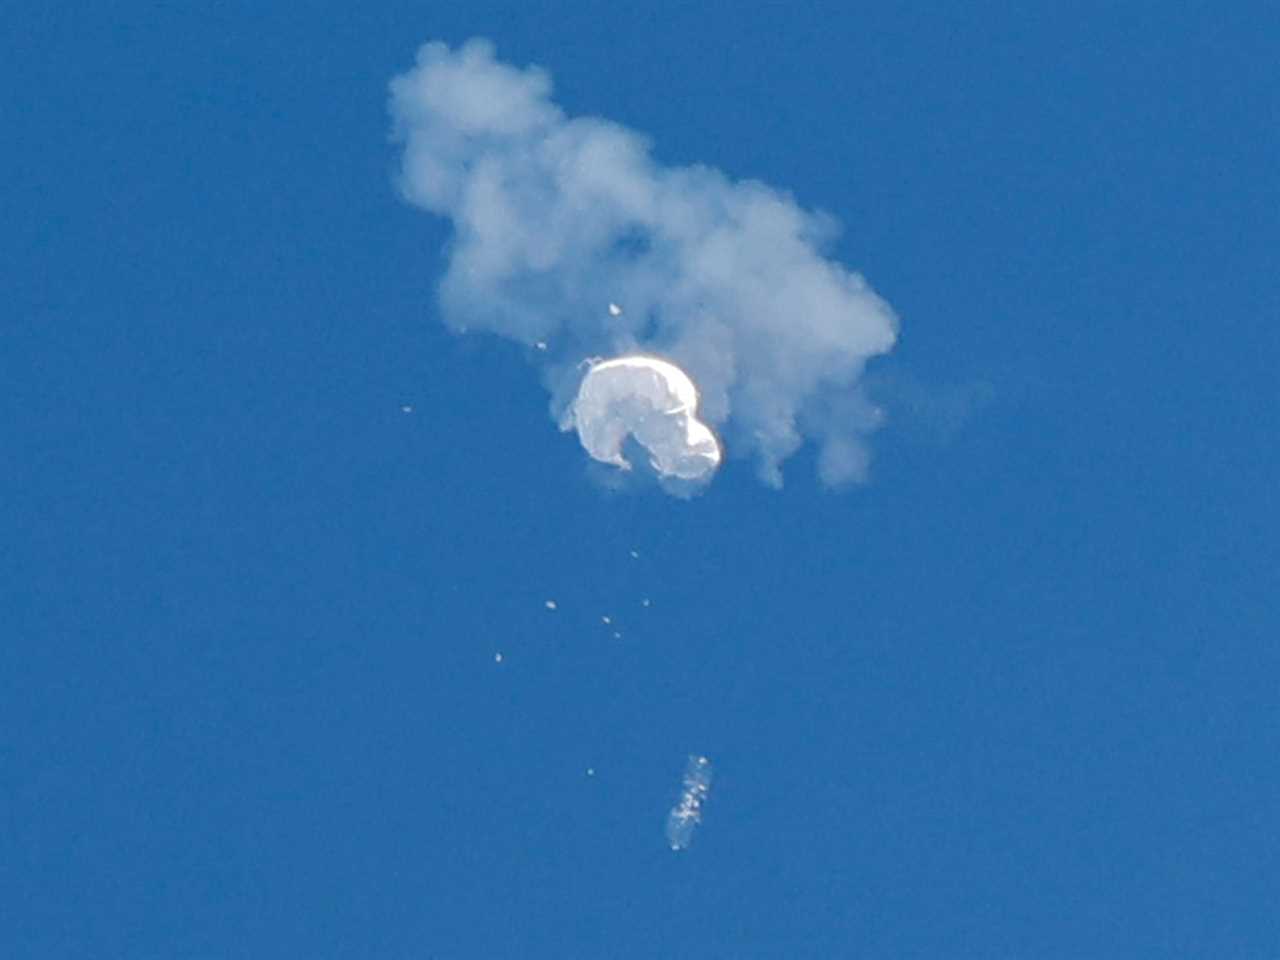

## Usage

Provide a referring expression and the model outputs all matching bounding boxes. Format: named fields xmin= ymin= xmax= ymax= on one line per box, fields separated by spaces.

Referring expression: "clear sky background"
xmin=4 ymin=2 xmax=1278 ymax=957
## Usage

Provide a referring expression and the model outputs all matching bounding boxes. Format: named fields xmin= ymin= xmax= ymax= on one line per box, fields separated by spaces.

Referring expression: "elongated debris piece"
xmin=665 ymin=755 xmax=712 ymax=851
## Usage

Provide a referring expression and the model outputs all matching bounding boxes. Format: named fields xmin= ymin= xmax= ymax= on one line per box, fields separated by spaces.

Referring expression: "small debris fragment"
xmin=545 ymin=600 xmax=557 ymax=610
xmin=608 ymin=303 xmax=623 ymax=316
xmin=601 ymin=615 xmax=612 ymax=625
xmin=641 ymin=598 xmax=651 ymax=608
xmin=400 ymin=404 xmax=413 ymax=413
xmin=494 ymin=652 xmax=503 ymax=663
xmin=629 ymin=549 xmax=639 ymax=558
xmin=586 ymin=767 xmax=595 ymax=777
xmin=535 ymin=341 xmax=547 ymax=351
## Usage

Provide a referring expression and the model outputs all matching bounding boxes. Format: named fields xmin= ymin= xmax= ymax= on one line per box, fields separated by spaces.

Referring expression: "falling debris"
xmin=494 ymin=652 xmax=503 ymax=663
xmin=612 ymin=631 xmax=622 ymax=639
xmin=641 ymin=598 xmax=651 ymax=608
xmin=586 ymin=767 xmax=595 ymax=777
xmin=544 ymin=600 xmax=557 ymax=610
xmin=607 ymin=302 xmax=623 ymax=317
xmin=400 ymin=404 xmax=414 ymax=413
xmin=629 ymin=549 xmax=639 ymax=558
xmin=601 ymin=615 xmax=612 ymax=625
xmin=566 ymin=355 xmax=721 ymax=482
xmin=535 ymin=341 xmax=547 ymax=351
xmin=666 ymin=755 xmax=713 ymax=851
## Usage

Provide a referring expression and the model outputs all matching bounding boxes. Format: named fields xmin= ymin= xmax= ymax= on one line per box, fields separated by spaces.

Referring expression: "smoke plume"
xmin=389 ymin=39 xmax=898 ymax=488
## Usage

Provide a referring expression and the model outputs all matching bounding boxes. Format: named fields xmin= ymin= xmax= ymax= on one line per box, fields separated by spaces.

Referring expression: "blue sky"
xmin=4 ymin=2 xmax=1278 ymax=957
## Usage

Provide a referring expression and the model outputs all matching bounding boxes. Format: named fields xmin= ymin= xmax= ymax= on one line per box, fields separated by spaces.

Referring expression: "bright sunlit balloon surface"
xmin=566 ymin=355 xmax=721 ymax=482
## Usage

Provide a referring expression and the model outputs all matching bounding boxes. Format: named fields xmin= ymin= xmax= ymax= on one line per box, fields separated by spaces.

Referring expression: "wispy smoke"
xmin=389 ymin=39 xmax=898 ymax=487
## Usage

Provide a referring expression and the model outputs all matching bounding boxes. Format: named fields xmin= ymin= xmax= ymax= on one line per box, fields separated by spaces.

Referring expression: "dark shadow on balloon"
xmin=582 ymin=435 xmax=713 ymax=500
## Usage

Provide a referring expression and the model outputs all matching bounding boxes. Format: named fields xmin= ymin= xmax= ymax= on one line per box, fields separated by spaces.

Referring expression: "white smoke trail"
xmin=389 ymin=39 xmax=898 ymax=488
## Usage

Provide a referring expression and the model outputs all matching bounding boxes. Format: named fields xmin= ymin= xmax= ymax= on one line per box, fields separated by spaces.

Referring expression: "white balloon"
xmin=566 ymin=355 xmax=721 ymax=481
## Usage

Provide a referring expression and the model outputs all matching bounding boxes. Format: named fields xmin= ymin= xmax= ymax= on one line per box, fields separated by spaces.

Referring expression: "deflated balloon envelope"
xmin=566 ymin=356 xmax=721 ymax=482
